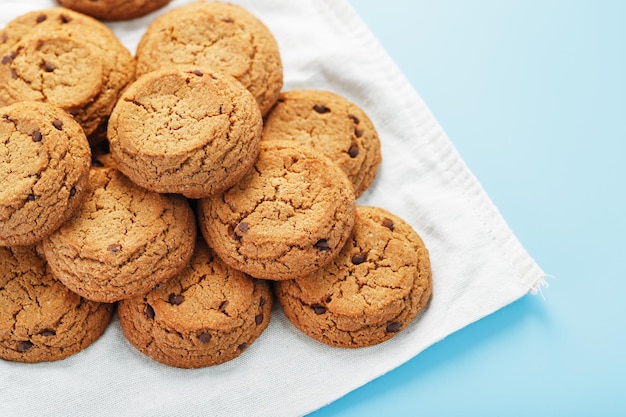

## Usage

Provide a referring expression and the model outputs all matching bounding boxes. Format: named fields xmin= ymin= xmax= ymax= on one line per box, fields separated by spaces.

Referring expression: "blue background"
xmin=312 ymin=1 xmax=626 ymax=416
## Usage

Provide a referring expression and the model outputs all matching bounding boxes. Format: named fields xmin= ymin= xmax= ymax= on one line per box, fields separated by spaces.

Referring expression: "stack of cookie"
xmin=1 ymin=1 xmax=432 ymax=369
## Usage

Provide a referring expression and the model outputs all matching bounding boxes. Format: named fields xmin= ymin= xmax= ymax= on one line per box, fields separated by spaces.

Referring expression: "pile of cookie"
xmin=0 ymin=1 xmax=432 ymax=369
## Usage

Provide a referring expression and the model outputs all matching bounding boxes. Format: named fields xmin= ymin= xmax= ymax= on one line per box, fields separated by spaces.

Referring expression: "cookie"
xmin=56 ymin=0 xmax=172 ymax=21
xmin=0 ymin=245 xmax=113 ymax=363
xmin=198 ymin=140 xmax=356 ymax=281
xmin=118 ymin=238 xmax=272 ymax=368
xmin=0 ymin=8 xmax=136 ymax=137
xmin=274 ymin=206 xmax=432 ymax=348
xmin=135 ymin=1 xmax=283 ymax=116
xmin=108 ymin=66 xmax=262 ymax=199
xmin=262 ymin=90 xmax=382 ymax=198
xmin=42 ymin=166 xmax=197 ymax=303
xmin=0 ymin=101 xmax=90 ymax=246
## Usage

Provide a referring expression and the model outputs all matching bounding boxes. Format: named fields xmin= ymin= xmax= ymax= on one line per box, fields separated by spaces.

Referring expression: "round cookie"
xmin=0 ymin=245 xmax=113 ymax=363
xmin=135 ymin=1 xmax=283 ymax=116
xmin=108 ymin=66 xmax=262 ymax=199
xmin=0 ymin=101 xmax=90 ymax=246
xmin=262 ymin=90 xmax=382 ymax=198
xmin=274 ymin=206 xmax=432 ymax=348
xmin=0 ymin=8 xmax=136 ymax=137
xmin=56 ymin=0 xmax=172 ymax=21
xmin=42 ymin=166 xmax=197 ymax=303
xmin=118 ymin=238 xmax=272 ymax=368
xmin=198 ymin=140 xmax=357 ymax=281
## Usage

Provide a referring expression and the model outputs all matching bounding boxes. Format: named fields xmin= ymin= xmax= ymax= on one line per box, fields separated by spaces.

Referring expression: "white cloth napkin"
xmin=0 ymin=1 xmax=546 ymax=416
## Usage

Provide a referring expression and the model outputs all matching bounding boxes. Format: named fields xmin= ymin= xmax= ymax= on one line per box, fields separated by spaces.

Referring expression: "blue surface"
xmin=312 ymin=1 xmax=626 ymax=416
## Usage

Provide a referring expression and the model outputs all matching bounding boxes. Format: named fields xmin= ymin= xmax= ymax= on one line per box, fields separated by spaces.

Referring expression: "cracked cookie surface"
xmin=42 ymin=166 xmax=197 ymax=303
xmin=0 ymin=101 xmax=90 ymax=246
xmin=56 ymin=0 xmax=172 ymax=21
xmin=135 ymin=1 xmax=283 ymax=116
xmin=108 ymin=66 xmax=262 ymax=199
xmin=198 ymin=141 xmax=356 ymax=280
xmin=262 ymin=90 xmax=382 ymax=198
xmin=0 ymin=8 xmax=136 ymax=137
xmin=0 ymin=245 xmax=113 ymax=363
xmin=275 ymin=206 xmax=432 ymax=348
xmin=118 ymin=238 xmax=272 ymax=368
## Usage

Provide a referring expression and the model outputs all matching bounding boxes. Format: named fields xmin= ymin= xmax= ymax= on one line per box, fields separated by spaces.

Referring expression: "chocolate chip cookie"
xmin=0 ymin=8 xmax=135 ymax=137
xmin=56 ymin=0 xmax=172 ymax=21
xmin=262 ymin=90 xmax=382 ymax=198
xmin=0 ymin=245 xmax=113 ymax=363
xmin=198 ymin=140 xmax=356 ymax=281
xmin=275 ymin=206 xmax=432 ymax=348
xmin=0 ymin=101 xmax=90 ymax=246
xmin=108 ymin=66 xmax=262 ymax=199
xmin=135 ymin=1 xmax=283 ymax=115
xmin=42 ymin=166 xmax=197 ymax=303
xmin=118 ymin=238 xmax=272 ymax=368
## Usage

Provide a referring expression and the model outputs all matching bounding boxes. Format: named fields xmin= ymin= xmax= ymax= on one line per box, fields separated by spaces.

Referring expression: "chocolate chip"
xmin=145 ymin=304 xmax=155 ymax=320
xmin=10 ymin=69 xmax=17 ymax=79
xmin=222 ymin=18 xmax=234 ymax=23
xmin=237 ymin=342 xmax=247 ymax=350
xmin=198 ymin=333 xmax=212 ymax=344
xmin=349 ymin=114 xmax=360 ymax=124
xmin=36 ymin=14 xmax=47 ymax=23
xmin=255 ymin=313 xmax=263 ymax=325
xmin=39 ymin=329 xmax=56 ymax=336
xmin=69 ymin=186 xmax=76 ymax=197
xmin=2 ymin=51 xmax=16 ymax=65
xmin=107 ymin=244 xmax=121 ymax=253
xmin=219 ymin=300 xmax=229 ymax=312
xmin=314 ymin=239 xmax=330 ymax=251
xmin=41 ymin=61 xmax=55 ymax=72
xmin=354 ymin=128 xmax=364 ymax=138
xmin=311 ymin=304 xmax=326 ymax=315
xmin=382 ymin=218 xmax=394 ymax=231
xmin=191 ymin=69 xmax=203 ymax=76
xmin=313 ymin=104 xmax=330 ymax=114
xmin=259 ymin=297 xmax=266 ymax=307
xmin=168 ymin=294 xmax=184 ymax=305
xmin=26 ymin=194 xmax=35 ymax=202
xmin=59 ymin=14 xmax=72 ymax=24
xmin=237 ymin=222 xmax=249 ymax=233
xmin=348 ymin=144 xmax=359 ymax=158
xmin=351 ymin=253 xmax=366 ymax=265
xmin=386 ymin=321 xmax=402 ymax=333
xmin=52 ymin=119 xmax=63 ymax=130
xmin=17 ymin=341 xmax=33 ymax=352
xmin=32 ymin=129 xmax=42 ymax=142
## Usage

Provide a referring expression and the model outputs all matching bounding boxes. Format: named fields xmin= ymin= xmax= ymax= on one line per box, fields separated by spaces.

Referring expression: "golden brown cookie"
xmin=263 ymin=90 xmax=382 ymax=198
xmin=118 ymin=238 xmax=272 ymax=368
xmin=42 ymin=166 xmax=197 ymax=303
xmin=135 ymin=1 xmax=283 ymax=115
xmin=56 ymin=0 xmax=172 ymax=21
xmin=198 ymin=141 xmax=356 ymax=281
xmin=108 ymin=66 xmax=262 ymax=199
xmin=0 ymin=8 xmax=136 ymax=137
xmin=0 ymin=101 xmax=90 ymax=246
xmin=275 ymin=206 xmax=432 ymax=348
xmin=0 ymin=245 xmax=113 ymax=363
